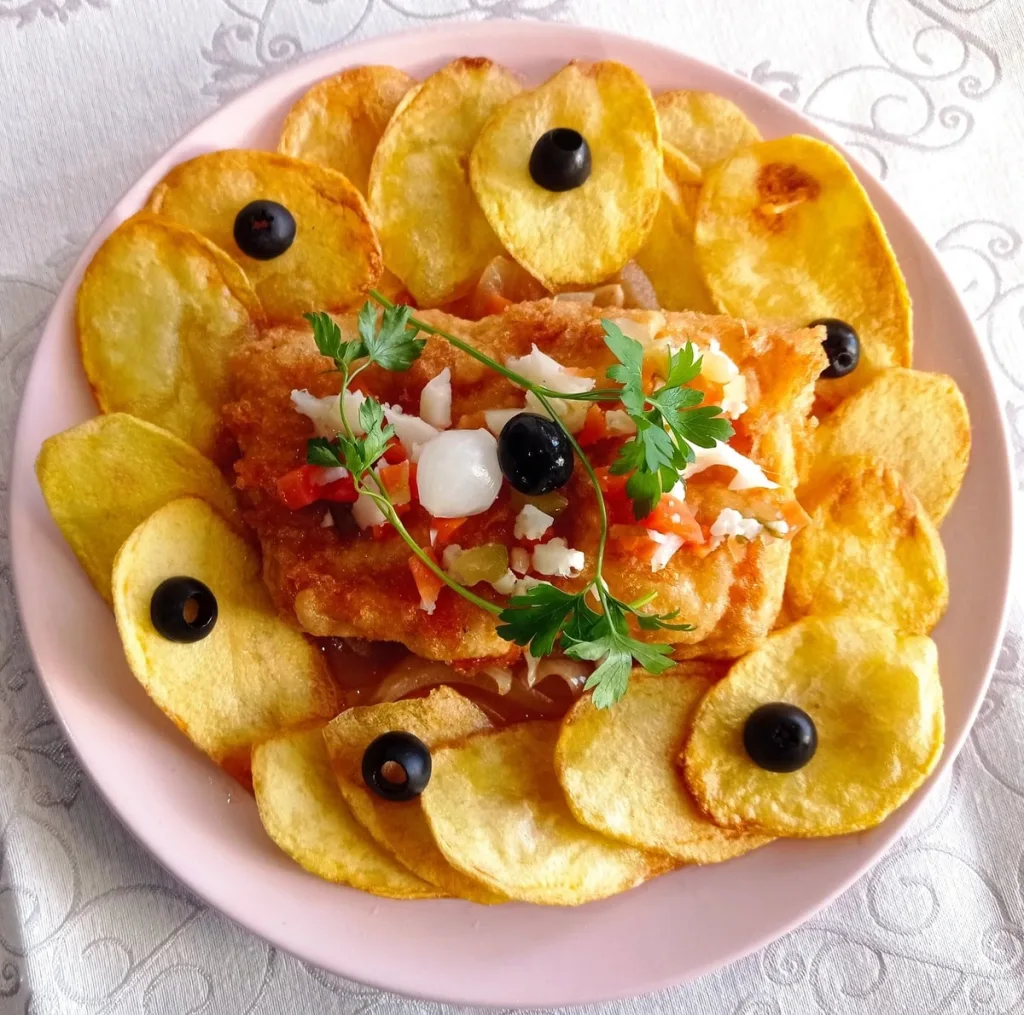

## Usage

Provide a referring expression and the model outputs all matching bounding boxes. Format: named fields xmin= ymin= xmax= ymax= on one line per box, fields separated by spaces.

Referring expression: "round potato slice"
xmin=695 ymin=135 xmax=911 ymax=407
xmin=470 ymin=60 xmax=661 ymax=290
xmin=656 ymin=90 xmax=761 ymax=170
xmin=35 ymin=413 xmax=242 ymax=602
xmin=253 ymin=728 xmax=439 ymax=899
xmin=322 ymin=688 xmax=504 ymax=903
xmin=278 ymin=65 xmax=415 ymax=195
xmin=146 ymin=150 xmax=381 ymax=322
xmin=112 ymin=497 xmax=337 ymax=778
xmin=556 ymin=670 xmax=771 ymax=863
xmin=369 ymin=58 xmax=522 ymax=307
xmin=683 ymin=616 xmax=944 ymax=837
xmin=634 ymin=143 xmax=715 ymax=312
xmin=422 ymin=722 xmax=672 ymax=905
xmin=77 ymin=213 xmax=263 ymax=459
xmin=786 ymin=456 xmax=948 ymax=634
xmin=813 ymin=368 xmax=970 ymax=524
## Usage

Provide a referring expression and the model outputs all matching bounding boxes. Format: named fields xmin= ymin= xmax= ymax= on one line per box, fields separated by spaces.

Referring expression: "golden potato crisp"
xmin=77 ymin=213 xmax=263 ymax=458
xmin=253 ymin=728 xmax=439 ymax=898
xmin=813 ymin=368 xmax=970 ymax=523
xmin=470 ymin=60 xmax=661 ymax=290
xmin=35 ymin=413 xmax=241 ymax=602
xmin=556 ymin=671 xmax=770 ymax=863
xmin=683 ymin=616 xmax=944 ymax=836
xmin=635 ymin=143 xmax=715 ymax=312
xmin=112 ymin=497 xmax=337 ymax=775
xmin=322 ymin=688 xmax=503 ymax=903
xmin=278 ymin=65 xmax=415 ymax=195
xmin=695 ymin=135 xmax=911 ymax=407
xmin=146 ymin=150 xmax=381 ymax=322
xmin=422 ymin=722 xmax=671 ymax=905
xmin=368 ymin=58 xmax=522 ymax=306
xmin=786 ymin=456 xmax=948 ymax=634
xmin=656 ymin=90 xmax=761 ymax=170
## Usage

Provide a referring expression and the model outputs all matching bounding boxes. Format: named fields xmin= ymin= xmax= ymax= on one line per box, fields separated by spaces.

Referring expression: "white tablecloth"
xmin=1 ymin=1 xmax=1023 ymax=1012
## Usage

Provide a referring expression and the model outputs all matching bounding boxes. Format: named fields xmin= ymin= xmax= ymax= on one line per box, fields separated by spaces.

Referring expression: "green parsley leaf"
xmin=306 ymin=437 xmax=344 ymax=468
xmin=665 ymin=404 xmax=735 ymax=449
xmin=624 ymin=469 xmax=661 ymax=520
xmin=496 ymin=583 xmax=579 ymax=658
xmin=663 ymin=342 xmax=702 ymax=388
xmin=602 ymin=320 xmax=646 ymax=414
xmin=362 ymin=303 xmax=426 ymax=372
xmin=305 ymin=310 xmax=365 ymax=368
xmin=355 ymin=396 xmax=395 ymax=472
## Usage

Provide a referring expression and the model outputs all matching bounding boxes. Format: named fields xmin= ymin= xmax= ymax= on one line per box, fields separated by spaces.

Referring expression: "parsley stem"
xmin=356 ymin=476 xmax=503 ymax=617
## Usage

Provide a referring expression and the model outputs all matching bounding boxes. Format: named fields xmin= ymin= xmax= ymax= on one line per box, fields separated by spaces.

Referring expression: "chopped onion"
xmin=524 ymin=391 xmax=588 ymax=433
xmin=320 ymin=511 xmax=335 ymax=528
xmin=419 ymin=368 xmax=452 ymax=429
xmin=313 ymin=466 xmax=349 ymax=485
xmin=682 ymin=441 xmax=778 ymax=491
xmin=553 ymin=291 xmax=596 ymax=304
xmin=617 ymin=261 xmax=660 ymax=310
xmin=532 ymin=537 xmax=585 ymax=577
xmin=484 ymin=407 xmax=524 ymax=436
xmin=291 ymin=389 xmax=367 ymax=438
xmin=532 ymin=657 xmax=590 ymax=695
xmin=510 ymin=546 xmax=531 ymax=574
xmin=605 ymin=409 xmax=637 ymax=435
xmin=591 ymin=283 xmax=625 ymax=308
xmin=383 ymin=405 xmax=439 ymax=461
xmin=514 ymin=503 xmax=554 ymax=541
xmin=505 ymin=345 xmax=596 ymax=396
xmin=490 ymin=569 xmax=518 ymax=595
xmin=352 ymin=488 xmax=387 ymax=529
xmin=615 ymin=317 xmax=657 ymax=346
xmin=646 ymin=529 xmax=684 ymax=571
xmin=417 ymin=429 xmax=502 ymax=518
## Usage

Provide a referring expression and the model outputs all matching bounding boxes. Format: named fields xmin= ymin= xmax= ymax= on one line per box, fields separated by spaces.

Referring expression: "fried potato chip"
xmin=422 ymin=722 xmax=670 ymax=905
xmin=77 ymin=213 xmax=263 ymax=458
xmin=112 ymin=497 xmax=337 ymax=774
xmin=322 ymin=688 xmax=503 ymax=903
xmin=656 ymin=90 xmax=761 ymax=170
xmin=278 ymin=65 xmax=415 ymax=195
xmin=470 ymin=60 xmax=661 ymax=290
xmin=368 ymin=58 xmax=522 ymax=306
xmin=812 ymin=369 xmax=970 ymax=524
xmin=695 ymin=135 xmax=911 ymax=407
xmin=556 ymin=671 xmax=770 ymax=863
xmin=683 ymin=615 xmax=944 ymax=837
xmin=786 ymin=456 xmax=948 ymax=634
xmin=35 ymin=413 xmax=242 ymax=602
xmin=253 ymin=727 xmax=439 ymax=898
xmin=146 ymin=150 xmax=381 ymax=322
xmin=634 ymin=143 xmax=715 ymax=312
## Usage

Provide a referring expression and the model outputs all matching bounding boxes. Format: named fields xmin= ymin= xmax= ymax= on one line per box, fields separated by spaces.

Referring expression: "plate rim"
xmin=8 ymin=17 xmax=1015 ymax=1008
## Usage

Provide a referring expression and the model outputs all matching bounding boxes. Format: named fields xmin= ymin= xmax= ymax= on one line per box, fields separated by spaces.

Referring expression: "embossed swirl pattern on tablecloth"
xmin=0 ymin=1 xmax=1023 ymax=1012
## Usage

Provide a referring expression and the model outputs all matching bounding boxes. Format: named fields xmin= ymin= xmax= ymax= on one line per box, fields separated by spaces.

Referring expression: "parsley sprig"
xmin=299 ymin=294 xmax=732 ymax=707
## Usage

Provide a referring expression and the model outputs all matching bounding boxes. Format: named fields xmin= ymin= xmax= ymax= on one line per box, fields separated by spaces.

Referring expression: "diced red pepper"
xmin=318 ymin=475 xmax=357 ymax=503
xmin=577 ymin=404 xmax=610 ymax=447
xmin=644 ymin=495 xmax=704 ymax=544
xmin=276 ymin=465 xmax=321 ymax=510
xmin=431 ymin=515 xmax=467 ymax=547
xmin=594 ymin=466 xmax=640 ymax=525
xmin=379 ymin=461 xmax=412 ymax=506
xmin=382 ymin=437 xmax=408 ymax=464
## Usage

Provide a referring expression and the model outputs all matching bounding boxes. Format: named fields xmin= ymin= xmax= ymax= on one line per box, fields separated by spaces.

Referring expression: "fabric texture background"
xmin=1 ymin=1 xmax=1023 ymax=1012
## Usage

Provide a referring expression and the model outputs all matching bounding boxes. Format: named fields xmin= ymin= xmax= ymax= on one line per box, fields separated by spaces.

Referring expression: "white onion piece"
xmin=484 ymin=407 xmax=524 ymax=436
xmin=352 ymin=488 xmax=387 ymax=529
xmin=417 ymin=429 xmax=502 ymax=518
xmin=605 ymin=409 xmax=637 ymax=435
xmin=646 ymin=529 xmax=684 ymax=572
xmin=313 ymin=466 xmax=349 ymax=485
xmin=532 ymin=538 xmax=585 ymax=577
xmin=553 ymin=292 xmax=596 ymax=304
xmin=524 ymin=391 xmax=588 ymax=433
xmin=614 ymin=317 xmax=656 ymax=346
xmin=320 ymin=511 xmax=335 ymax=528
xmin=617 ymin=262 xmax=660 ymax=310
xmin=419 ymin=368 xmax=452 ymax=429
xmin=682 ymin=441 xmax=778 ymax=491
xmin=384 ymin=405 xmax=439 ymax=461
xmin=505 ymin=345 xmax=595 ymax=395
xmin=533 ymin=657 xmax=590 ymax=695
xmin=291 ymin=389 xmax=366 ymax=437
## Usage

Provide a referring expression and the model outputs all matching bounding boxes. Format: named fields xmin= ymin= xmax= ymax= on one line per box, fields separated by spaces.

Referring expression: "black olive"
xmin=362 ymin=731 xmax=431 ymax=801
xmin=150 ymin=577 xmax=218 ymax=643
xmin=743 ymin=702 xmax=817 ymax=773
xmin=529 ymin=128 xmax=592 ymax=192
xmin=497 ymin=412 xmax=574 ymax=495
xmin=811 ymin=318 xmax=860 ymax=379
xmin=233 ymin=200 xmax=296 ymax=260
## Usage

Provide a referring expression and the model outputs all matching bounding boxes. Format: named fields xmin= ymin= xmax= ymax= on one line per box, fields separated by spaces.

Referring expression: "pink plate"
xmin=8 ymin=19 xmax=1013 ymax=1008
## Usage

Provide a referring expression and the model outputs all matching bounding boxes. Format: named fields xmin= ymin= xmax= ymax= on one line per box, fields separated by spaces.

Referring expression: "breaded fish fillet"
xmin=223 ymin=300 xmax=824 ymax=661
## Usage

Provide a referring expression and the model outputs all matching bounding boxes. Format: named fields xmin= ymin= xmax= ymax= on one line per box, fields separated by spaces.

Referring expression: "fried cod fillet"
xmin=223 ymin=301 xmax=824 ymax=661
